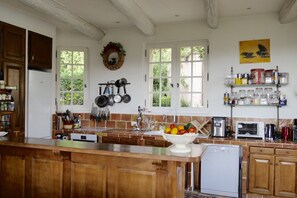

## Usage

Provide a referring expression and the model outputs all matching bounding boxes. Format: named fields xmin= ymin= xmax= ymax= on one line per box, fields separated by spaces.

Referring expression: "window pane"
xmin=180 ymin=78 xmax=191 ymax=92
xmin=180 ymin=94 xmax=191 ymax=107
xmin=60 ymin=92 xmax=71 ymax=105
xmin=161 ymin=93 xmax=171 ymax=107
xmin=151 ymin=63 xmax=160 ymax=78
xmin=193 ymin=62 xmax=203 ymax=76
xmin=180 ymin=62 xmax=191 ymax=77
xmin=161 ymin=48 xmax=171 ymax=62
xmin=161 ymin=78 xmax=171 ymax=92
xmin=160 ymin=63 xmax=171 ymax=77
xmin=153 ymin=79 xmax=160 ymax=92
xmin=180 ymin=47 xmax=191 ymax=61
xmin=149 ymin=49 xmax=160 ymax=62
xmin=73 ymin=79 xmax=84 ymax=91
xmin=73 ymin=65 xmax=84 ymax=78
xmin=73 ymin=92 xmax=84 ymax=105
xmin=152 ymin=93 xmax=160 ymax=107
xmin=60 ymin=65 xmax=72 ymax=78
xmin=193 ymin=78 xmax=202 ymax=92
xmin=60 ymin=51 xmax=72 ymax=64
xmin=193 ymin=46 xmax=205 ymax=61
xmin=60 ymin=79 xmax=71 ymax=91
xmin=73 ymin=51 xmax=84 ymax=64
xmin=192 ymin=93 xmax=203 ymax=107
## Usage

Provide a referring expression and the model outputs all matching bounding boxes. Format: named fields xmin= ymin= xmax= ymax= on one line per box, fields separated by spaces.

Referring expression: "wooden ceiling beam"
xmin=279 ymin=0 xmax=297 ymax=24
xmin=109 ymin=0 xmax=155 ymax=35
xmin=18 ymin=0 xmax=105 ymax=40
xmin=203 ymin=0 xmax=219 ymax=29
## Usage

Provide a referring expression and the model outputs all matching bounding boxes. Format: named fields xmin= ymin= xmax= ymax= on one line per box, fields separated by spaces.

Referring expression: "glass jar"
xmin=238 ymin=90 xmax=246 ymax=99
xmin=235 ymin=74 xmax=242 ymax=85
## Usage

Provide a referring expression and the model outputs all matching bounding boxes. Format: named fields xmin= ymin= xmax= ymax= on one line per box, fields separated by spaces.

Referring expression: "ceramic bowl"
xmin=162 ymin=132 xmax=198 ymax=153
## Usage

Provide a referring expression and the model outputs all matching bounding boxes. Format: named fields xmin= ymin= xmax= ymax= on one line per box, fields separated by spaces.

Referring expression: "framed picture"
xmin=239 ymin=39 xmax=270 ymax=64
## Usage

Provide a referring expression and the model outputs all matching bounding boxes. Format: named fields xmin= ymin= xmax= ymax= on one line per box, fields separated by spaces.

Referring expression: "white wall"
xmin=57 ymin=14 xmax=297 ymax=119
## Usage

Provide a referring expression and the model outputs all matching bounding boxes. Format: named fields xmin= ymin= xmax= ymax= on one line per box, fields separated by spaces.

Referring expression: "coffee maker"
xmin=293 ymin=119 xmax=297 ymax=142
xmin=211 ymin=117 xmax=227 ymax=137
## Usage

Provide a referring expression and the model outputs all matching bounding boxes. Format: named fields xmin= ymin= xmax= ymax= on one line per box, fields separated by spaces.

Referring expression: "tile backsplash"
xmin=52 ymin=113 xmax=295 ymax=133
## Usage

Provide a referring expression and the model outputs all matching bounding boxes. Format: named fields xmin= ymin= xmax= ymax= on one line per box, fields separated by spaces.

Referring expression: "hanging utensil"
xmin=108 ymin=84 xmax=115 ymax=106
xmin=96 ymin=85 xmax=108 ymax=108
xmin=122 ymin=84 xmax=131 ymax=103
xmin=113 ymin=87 xmax=122 ymax=103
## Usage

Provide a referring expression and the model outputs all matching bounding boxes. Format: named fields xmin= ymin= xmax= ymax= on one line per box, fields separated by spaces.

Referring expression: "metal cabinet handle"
xmin=32 ymin=55 xmax=34 ymax=61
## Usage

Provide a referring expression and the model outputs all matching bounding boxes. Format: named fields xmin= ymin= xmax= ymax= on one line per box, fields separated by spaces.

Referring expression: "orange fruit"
xmin=177 ymin=125 xmax=184 ymax=131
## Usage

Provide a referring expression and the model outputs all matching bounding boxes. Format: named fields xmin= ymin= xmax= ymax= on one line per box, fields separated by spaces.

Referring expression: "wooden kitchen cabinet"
xmin=249 ymin=147 xmax=297 ymax=197
xmin=248 ymin=147 xmax=274 ymax=195
xmin=0 ymin=21 xmax=25 ymax=133
xmin=2 ymin=61 xmax=25 ymax=132
xmin=71 ymin=152 xmax=169 ymax=198
xmin=274 ymin=149 xmax=297 ymax=197
xmin=0 ymin=22 xmax=25 ymax=62
xmin=28 ymin=31 xmax=52 ymax=69
xmin=0 ymin=146 xmax=70 ymax=198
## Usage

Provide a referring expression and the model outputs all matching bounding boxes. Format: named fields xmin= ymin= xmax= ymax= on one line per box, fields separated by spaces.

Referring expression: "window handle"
xmin=177 ymin=83 xmax=179 ymax=88
xmin=84 ymin=84 xmax=87 ymax=88
xmin=170 ymin=83 xmax=174 ymax=88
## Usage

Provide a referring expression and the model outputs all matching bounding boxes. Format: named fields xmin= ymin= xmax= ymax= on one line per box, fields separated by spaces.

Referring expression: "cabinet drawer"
xmin=276 ymin=149 xmax=297 ymax=156
xmin=250 ymin=147 xmax=274 ymax=154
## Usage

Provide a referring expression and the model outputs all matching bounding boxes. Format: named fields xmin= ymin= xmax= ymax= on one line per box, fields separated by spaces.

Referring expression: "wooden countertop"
xmin=0 ymin=136 xmax=206 ymax=162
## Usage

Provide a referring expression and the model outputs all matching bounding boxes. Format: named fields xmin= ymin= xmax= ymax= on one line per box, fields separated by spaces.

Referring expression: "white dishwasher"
xmin=201 ymin=144 xmax=242 ymax=198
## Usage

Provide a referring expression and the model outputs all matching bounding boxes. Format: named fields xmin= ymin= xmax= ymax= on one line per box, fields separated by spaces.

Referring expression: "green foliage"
xmin=59 ymin=50 xmax=85 ymax=106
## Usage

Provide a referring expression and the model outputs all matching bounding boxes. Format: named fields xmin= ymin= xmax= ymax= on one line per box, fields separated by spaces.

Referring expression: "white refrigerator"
xmin=27 ymin=70 xmax=52 ymax=138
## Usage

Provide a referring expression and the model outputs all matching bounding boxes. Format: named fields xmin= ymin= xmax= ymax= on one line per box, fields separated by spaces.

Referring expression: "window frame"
xmin=56 ymin=46 xmax=89 ymax=112
xmin=144 ymin=40 xmax=209 ymax=115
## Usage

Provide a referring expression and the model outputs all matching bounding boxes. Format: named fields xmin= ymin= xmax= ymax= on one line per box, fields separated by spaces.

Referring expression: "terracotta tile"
xmin=106 ymin=121 xmax=115 ymax=128
xmin=111 ymin=113 xmax=121 ymax=121
xmin=167 ymin=115 xmax=177 ymax=123
xmin=81 ymin=120 xmax=89 ymax=128
xmin=131 ymin=114 xmax=138 ymax=121
xmin=115 ymin=121 xmax=127 ymax=129
xmin=178 ymin=116 xmax=191 ymax=124
xmin=154 ymin=115 xmax=166 ymax=122
xmin=122 ymin=114 xmax=132 ymax=121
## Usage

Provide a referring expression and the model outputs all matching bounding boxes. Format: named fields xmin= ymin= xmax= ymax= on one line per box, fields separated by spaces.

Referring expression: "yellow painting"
xmin=239 ymin=39 xmax=270 ymax=64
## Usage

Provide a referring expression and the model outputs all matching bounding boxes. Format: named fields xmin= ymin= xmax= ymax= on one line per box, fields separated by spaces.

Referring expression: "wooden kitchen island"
xmin=0 ymin=136 xmax=206 ymax=198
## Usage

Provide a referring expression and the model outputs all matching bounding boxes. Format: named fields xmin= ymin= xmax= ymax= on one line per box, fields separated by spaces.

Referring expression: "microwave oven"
xmin=235 ymin=121 xmax=265 ymax=139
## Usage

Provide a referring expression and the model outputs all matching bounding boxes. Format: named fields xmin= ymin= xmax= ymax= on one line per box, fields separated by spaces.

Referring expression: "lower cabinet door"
xmin=30 ymin=158 xmax=64 ymax=198
xmin=275 ymin=157 xmax=297 ymax=197
xmin=249 ymin=154 xmax=274 ymax=195
xmin=0 ymin=154 xmax=26 ymax=198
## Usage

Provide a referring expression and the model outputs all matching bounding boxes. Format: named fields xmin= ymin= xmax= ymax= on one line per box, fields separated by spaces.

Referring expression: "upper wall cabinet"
xmin=28 ymin=31 xmax=52 ymax=70
xmin=0 ymin=22 xmax=25 ymax=62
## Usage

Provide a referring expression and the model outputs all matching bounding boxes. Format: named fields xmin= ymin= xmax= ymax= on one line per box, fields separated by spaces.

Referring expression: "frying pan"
xmin=122 ymin=84 xmax=131 ymax=103
xmin=96 ymin=86 xmax=108 ymax=108
xmin=113 ymin=87 xmax=122 ymax=103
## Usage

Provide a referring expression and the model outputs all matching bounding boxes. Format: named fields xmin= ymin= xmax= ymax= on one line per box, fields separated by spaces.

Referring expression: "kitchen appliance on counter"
xmin=211 ymin=117 xmax=227 ymax=137
xmin=201 ymin=144 xmax=242 ymax=197
xmin=70 ymin=133 xmax=97 ymax=143
xmin=264 ymin=124 xmax=276 ymax=141
xmin=235 ymin=121 xmax=265 ymax=139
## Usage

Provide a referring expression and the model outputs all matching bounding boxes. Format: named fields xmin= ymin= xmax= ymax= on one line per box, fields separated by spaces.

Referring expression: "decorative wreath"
xmin=100 ymin=42 xmax=126 ymax=70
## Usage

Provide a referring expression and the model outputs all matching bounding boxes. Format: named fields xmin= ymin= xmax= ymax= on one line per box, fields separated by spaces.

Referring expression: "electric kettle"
xmin=264 ymin=124 xmax=276 ymax=140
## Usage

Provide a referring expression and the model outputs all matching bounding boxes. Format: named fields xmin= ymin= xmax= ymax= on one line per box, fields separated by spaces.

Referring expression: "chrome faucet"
xmin=136 ymin=106 xmax=144 ymax=131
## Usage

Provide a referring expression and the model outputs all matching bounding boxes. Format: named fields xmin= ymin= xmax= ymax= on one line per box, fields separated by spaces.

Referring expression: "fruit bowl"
xmin=162 ymin=132 xmax=198 ymax=153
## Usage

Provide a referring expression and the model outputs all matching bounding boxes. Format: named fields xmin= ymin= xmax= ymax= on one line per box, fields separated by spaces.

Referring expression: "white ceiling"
xmin=3 ymin=0 xmax=292 ymax=37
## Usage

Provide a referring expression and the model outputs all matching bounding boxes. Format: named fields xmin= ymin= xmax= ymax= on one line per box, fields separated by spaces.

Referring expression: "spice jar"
xmin=264 ymin=69 xmax=274 ymax=84
xmin=242 ymin=73 xmax=249 ymax=85
xmin=279 ymin=72 xmax=289 ymax=84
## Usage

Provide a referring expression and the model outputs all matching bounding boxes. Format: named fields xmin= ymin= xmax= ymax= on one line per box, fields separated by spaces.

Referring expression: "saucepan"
xmin=122 ymin=84 xmax=131 ymax=103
